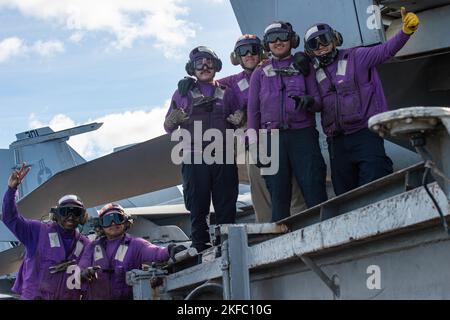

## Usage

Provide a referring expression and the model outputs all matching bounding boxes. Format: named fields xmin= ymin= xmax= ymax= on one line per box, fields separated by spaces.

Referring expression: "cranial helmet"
xmin=262 ymin=21 xmax=300 ymax=51
xmin=50 ymin=194 xmax=88 ymax=225
xmin=185 ymin=46 xmax=222 ymax=76
xmin=96 ymin=202 xmax=133 ymax=230
xmin=230 ymin=34 xmax=265 ymax=67
xmin=304 ymin=23 xmax=343 ymax=66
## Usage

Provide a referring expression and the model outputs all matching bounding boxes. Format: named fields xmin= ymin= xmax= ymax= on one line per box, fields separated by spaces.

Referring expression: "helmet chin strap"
xmin=315 ymin=48 xmax=338 ymax=67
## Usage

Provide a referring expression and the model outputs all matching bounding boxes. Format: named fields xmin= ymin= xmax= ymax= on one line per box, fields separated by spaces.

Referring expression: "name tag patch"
xmin=48 ymin=233 xmax=61 ymax=248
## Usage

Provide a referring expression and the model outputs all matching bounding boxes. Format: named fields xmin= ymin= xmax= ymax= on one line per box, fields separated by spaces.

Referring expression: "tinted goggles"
xmin=56 ymin=206 xmax=85 ymax=218
xmin=99 ymin=211 xmax=126 ymax=228
xmin=265 ymin=32 xmax=291 ymax=44
xmin=235 ymin=44 xmax=261 ymax=57
xmin=193 ymin=58 xmax=214 ymax=71
xmin=306 ymin=33 xmax=333 ymax=50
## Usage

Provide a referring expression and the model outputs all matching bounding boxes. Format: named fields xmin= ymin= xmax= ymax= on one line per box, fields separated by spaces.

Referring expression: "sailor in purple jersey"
xmin=1 ymin=162 xmax=90 ymax=300
xmin=304 ymin=7 xmax=420 ymax=195
xmin=78 ymin=203 xmax=183 ymax=300
xmin=164 ymin=46 xmax=239 ymax=252
xmin=247 ymin=21 xmax=328 ymax=222
xmin=220 ymin=34 xmax=308 ymax=221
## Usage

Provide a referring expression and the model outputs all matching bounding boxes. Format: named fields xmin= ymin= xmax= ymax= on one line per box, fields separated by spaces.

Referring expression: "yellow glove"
xmin=401 ymin=7 xmax=419 ymax=35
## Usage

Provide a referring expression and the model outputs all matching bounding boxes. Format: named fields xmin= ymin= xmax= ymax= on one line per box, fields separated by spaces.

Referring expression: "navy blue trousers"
xmin=182 ymin=162 xmax=238 ymax=252
xmin=328 ymin=128 xmax=393 ymax=196
xmin=263 ymin=127 xmax=328 ymax=222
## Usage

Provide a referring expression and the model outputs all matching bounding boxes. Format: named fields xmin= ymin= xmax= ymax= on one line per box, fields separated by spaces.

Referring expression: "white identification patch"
xmin=337 ymin=60 xmax=348 ymax=76
xmin=115 ymin=244 xmax=129 ymax=262
xmin=316 ymin=69 xmax=327 ymax=83
xmin=94 ymin=245 xmax=104 ymax=261
xmin=74 ymin=241 xmax=84 ymax=257
xmin=48 ymin=233 xmax=61 ymax=248
xmin=190 ymin=88 xmax=203 ymax=99
xmin=263 ymin=64 xmax=276 ymax=77
xmin=237 ymin=78 xmax=249 ymax=92
xmin=215 ymin=87 xmax=225 ymax=100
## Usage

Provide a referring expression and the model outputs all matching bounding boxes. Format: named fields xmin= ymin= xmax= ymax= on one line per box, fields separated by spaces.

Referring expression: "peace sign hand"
xmin=8 ymin=162 xmax=30 ymax=189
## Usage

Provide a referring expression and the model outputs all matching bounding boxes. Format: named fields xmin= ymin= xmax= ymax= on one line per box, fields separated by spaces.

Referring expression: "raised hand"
xmin=8 ymin=162 xmax=30 ymax=189
xmin=401 ymin=7 xmax=419 ymax=35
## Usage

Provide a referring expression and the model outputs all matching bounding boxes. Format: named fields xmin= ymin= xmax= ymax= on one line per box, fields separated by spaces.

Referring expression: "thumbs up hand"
xmin=401 ymin=7 xmax=419 ymax=35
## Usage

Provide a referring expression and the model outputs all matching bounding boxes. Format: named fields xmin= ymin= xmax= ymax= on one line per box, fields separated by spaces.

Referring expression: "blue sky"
xmin=0 ymin=0 xmax=242 ymax=159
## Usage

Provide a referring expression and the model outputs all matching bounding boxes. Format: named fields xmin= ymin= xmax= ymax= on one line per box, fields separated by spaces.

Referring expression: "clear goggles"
xmin=306 ymin=33 xmax=333 ymax=51
xmin=265 ymin=31 xmax=291 ymax=44
xmin=193 ymin=58 xmax=215 ymax=71
xmin=99 ymin=211 xmax=126 ymax=228
xmin=235 ymin=44 xmax=261 ymax=57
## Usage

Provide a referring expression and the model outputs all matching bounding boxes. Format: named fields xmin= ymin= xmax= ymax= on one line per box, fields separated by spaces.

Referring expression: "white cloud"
xmin=0 ymin=37 xmax=65 ymax=62
xmin=28 ymin=103 xmax=169 ymax=160
xmin=0 ymin=0 xmax=197 ymax=57
xmin=32 ymin=40 xmax=65 ymax=56
xmin=0 ymin=37 xmax=25 ymax=62
xmin=68 ymin=32 xmax=84 ymax=43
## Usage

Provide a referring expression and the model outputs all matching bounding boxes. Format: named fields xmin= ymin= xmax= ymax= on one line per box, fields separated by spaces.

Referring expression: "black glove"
xmin=80 ymin=266 xmax=100 ymax=282
xmin=292 ymin=52 xmax=311 ymax=76
xmin=178 ymin=76 xmax=196 ymax=97
xmin=289 ymin=95 xmax=315 ymax=111
xmin=168 ymin=244 xmax=187 ymax=262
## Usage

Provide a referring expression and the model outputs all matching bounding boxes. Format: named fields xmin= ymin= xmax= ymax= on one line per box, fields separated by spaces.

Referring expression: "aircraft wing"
xmin=16 ymin=133 xmax=250 ymax=220
xmin=126 ymin=193 xmax=252 ymax=218
xmin=0 ymin=223 xmax=17 ymax=242
xmin=0 ymin=245 xmax=24 ymax=276
xmin=127 ymin=204 xmax=190 ymax=217
xmin=16 ymin=134 xmax=181 ymax=219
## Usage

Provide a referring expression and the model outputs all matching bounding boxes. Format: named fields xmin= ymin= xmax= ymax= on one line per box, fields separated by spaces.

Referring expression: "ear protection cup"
xmin=291 ymin=33 xmax=300 ymax=49
xmin=49 ymin=207 xmax=56 ymax=221
xmin=79 ymin=212 xmax=88 ymax=225
xmin=185 ymin=61 xmax=195 ymax=76
xmin=230 ymin=51 xmax=240 ymax=66
xmin=284 ymin=22 xmax=299 ymax=49
xmin=262 ymin=38 xmax=270 ymax=52
xmin=334 ymin=30 xmax=343 ymax=47
xmin=215 ymin=58 xmax=222 ymax=72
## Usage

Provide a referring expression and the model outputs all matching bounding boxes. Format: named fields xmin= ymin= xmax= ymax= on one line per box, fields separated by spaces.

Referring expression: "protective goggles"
xmin=235 ymin=44 xmax=261 ymax=57
xmin=54 ymin=206 xmax=85 ymax=218
xmin=306 ymin=33 xmax=333 ymax=51
xmin=265 ymin=32 xmax=291 ymax=44
xmin=98 ymin=211 xmax=126 ymax=228
xmin=193 ymin=58 xmax=215 ymax=71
